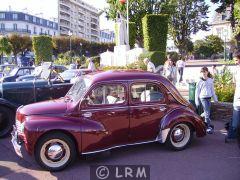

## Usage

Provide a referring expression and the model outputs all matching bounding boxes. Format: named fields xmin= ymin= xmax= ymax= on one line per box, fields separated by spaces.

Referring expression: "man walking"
xmin=176 ymin=57 xmax=186 ymax=83
xmin=225 ymin=50 xmax=240 ymax=142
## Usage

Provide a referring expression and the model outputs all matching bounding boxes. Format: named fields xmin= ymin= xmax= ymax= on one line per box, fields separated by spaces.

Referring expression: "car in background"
xmin=11 ymin=70 xmax=206 ymax=171
xmin=70 ymin=69 xmax=93 ymax=84
xmin=1 ymin=67 xmax=35 ymax=82
xmin=0 ymin=64 xmax=16 ymax=78
xmin=16 ymin=65 xmax=67 ymax=82
xmin=0 ymin=63 xmax=72 ymax=137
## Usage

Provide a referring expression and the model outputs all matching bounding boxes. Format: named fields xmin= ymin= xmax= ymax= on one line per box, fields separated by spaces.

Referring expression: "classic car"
xmin=1 ymin=67 xmax=35 ymax=82
xmin=11 ymin=70 xmax=206 ymax=171
xmin=16 ymin=65 xmax=67 ymax=82
xmin=0 ymin=63 xmax=73 ymax=137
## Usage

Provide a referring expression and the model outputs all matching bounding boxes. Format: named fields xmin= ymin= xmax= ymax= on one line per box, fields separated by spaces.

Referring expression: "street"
xmin=0 ymin=121 xmax=239 ymax=180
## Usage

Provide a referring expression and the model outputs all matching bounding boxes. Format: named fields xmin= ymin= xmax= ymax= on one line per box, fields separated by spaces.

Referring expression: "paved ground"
xmin=0 ymin=121 xmax=239 ymax=180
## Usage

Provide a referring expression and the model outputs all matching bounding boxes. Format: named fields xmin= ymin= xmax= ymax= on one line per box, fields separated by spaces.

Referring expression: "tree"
xmin=194 ymin=35 xmax=224 ymax=59
xmin=0 ymin=37 xmax=12 ymax=64
xmin=169 ymin=0 xmax=209 ymax=56
xmin=211 ymin=0 xmax=235 ymax=29
xmin=32 ymin=36 xmax=53 ymax=65
xmin=8 ymin=34 xmax=32 ymax=63
xmin=106 ymin=0 xmax=176 ymax=46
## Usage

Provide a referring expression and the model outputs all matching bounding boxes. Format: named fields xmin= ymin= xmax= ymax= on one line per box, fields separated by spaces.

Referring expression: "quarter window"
xmin=88 ymin=84 xmax=125 ymax=105
xmin=131 ymin=83 xmax=164 ymax=103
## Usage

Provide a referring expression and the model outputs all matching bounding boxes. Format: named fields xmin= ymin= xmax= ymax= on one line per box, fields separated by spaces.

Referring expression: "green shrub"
xmin=142 ymin=14 xmax=169 ymax=52
xmin=129 ymin=22 xmax=136 ymax=48
xmin=214 ymin=67 xmax=235 ymax=102
xmin=139 ymin=51 xmax=166 ymax=66
xmin=32 ymin=35 xmax=53 ymax=65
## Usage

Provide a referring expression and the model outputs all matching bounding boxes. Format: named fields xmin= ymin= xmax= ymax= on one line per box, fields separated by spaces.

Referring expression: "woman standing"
xmin=163 ymin=60 xmax=177 ymax=85
xmin=195 ymin=67 xmax=218 ymax=134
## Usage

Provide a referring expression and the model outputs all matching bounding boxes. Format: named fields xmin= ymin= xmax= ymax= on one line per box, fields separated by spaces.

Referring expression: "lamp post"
xmin=223 ymin=29 xmax=228 ymax=61
xmin=119 ymin=0 xmax=129 ymax=45
xmin=68 ymin=30 xmax=73 ymax=62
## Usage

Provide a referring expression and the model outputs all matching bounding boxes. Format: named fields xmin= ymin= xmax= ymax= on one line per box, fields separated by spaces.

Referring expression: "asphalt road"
xmin=0 ymin=120 xmax=239 ymax=180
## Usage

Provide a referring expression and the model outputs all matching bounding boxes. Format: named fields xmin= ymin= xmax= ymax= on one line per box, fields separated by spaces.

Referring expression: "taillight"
xmin=16 ymin=111 xmax=26 ymax=123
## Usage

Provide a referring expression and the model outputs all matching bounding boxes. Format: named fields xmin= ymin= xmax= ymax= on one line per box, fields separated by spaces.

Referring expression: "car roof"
xmin=86 ymin=70 xmax=167 ymax=84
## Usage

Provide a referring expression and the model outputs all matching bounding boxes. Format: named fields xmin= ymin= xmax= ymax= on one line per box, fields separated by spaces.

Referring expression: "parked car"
xmin=0 ymin=64 xmax=16 ymax=78
xmin=70 ymin=69 xmax=93 ymax=84
xmin=11 ymin=70 xmax=206 ymax=171
xmin=1 ymin=67 xmax=35 ymax=82
xmin=16 ymin=65 xmax=67 ymax=82
xmin=0 ymin=63 xmax=73 ymax=137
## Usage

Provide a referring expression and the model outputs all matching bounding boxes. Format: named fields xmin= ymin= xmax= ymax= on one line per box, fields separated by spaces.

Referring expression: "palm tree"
xmin=0 ymin=37 xmax=12 ymax=64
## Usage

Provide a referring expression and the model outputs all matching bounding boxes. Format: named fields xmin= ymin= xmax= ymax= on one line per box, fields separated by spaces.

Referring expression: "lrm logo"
xmin=90 ymin=165 xmax=150 ymax=180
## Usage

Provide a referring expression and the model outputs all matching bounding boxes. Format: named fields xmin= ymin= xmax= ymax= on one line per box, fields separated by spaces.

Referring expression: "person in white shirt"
xmin=226 ymin=50 xmax=240 ymax=142
xmin=195 ymin=66 xmax=218 ymax=134
xmin=163 ymin=60 xmax=177 ymax=85
xmin=88 ymin=58 xmax=96 ymax=72
xmin=176 ymin=58 xmax=186 ymax=82
xmin=144 ymin=58 xmax=156 ymax=73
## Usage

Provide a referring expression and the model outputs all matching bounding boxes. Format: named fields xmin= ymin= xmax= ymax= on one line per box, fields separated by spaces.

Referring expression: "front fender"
xmin=159 ymin=107 xmax=206 ymax=143
xmin=0 ymin=98 xmax=18 ymax=109
xmin=23 ymin=115 xmax=105 ymax=154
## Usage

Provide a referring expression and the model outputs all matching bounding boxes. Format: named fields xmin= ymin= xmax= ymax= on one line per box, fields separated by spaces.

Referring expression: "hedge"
xmin=33 ymin=35 xmax=53 ymax=65
xmin=139 ymin=51 xmax=166 ymax=66
xmin=115 ymin=21 xmax=136 ymax=48
xmin=142 ymin=14 xmax=169 ymax=52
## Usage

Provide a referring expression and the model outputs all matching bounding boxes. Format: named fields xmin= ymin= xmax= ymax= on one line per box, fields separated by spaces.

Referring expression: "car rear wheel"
xmin=35 ymin=132 xmax=76 ymax=171
xmin=166 ymin=123 xmax=193 ymax=151
xmin=0 ymin=106 xmax=14 ymax=138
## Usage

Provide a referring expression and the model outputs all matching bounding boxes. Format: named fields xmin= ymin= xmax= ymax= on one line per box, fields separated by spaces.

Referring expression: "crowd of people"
xmin=143 ymin=52 xmax=240 ymax=142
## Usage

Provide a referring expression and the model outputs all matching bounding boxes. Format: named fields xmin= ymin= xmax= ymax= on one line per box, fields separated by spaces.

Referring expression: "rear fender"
xmin=158 ymin=107 xmax=206 ymax=143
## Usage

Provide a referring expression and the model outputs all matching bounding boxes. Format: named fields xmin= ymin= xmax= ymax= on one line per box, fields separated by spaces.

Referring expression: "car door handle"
xmin=107 ymin=112 xmax=116 ymax=116
xmin=83 ymin=112 xmax=92 ymax=118
xmin=159 ymin=106 xmax=167 ymax=112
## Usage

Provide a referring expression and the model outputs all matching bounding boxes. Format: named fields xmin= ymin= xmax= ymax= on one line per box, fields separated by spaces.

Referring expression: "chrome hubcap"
xmin=172 ymin=127 xmax=185 ymax=143
xmin=47 ymin=144 xmax=64 ymax=161
xmin=170 ymin=124 xmax=191 ymax=148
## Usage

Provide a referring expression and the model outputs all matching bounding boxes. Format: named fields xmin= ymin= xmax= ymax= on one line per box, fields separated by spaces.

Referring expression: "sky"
xmin=0 ymin=0 xmax=219 ymax=41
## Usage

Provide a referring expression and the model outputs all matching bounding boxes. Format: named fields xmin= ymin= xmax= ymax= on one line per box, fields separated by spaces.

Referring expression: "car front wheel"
xmin=166 ymin=123 xmax=193 ymax=151
xmin=35 ymin=132 xmax=76 ymax=171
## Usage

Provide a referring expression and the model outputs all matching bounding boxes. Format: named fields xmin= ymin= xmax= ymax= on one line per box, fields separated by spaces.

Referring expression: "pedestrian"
xmin=212 ymin=65 xmax=219 ymax=77
xmin=225 ymin=50 xmax=240 ymax=142
xmin=88 ymin=58 xmax=96 ymax=72
xmin=143 ymin=58 xmax=156 ymax=73
xmin=176 ymin=57 xmax=186 ymax=83
xmin=195 ymin=66 xmax=218 ymax=134
xmin=163 ymin=59 xmax=177 ymax=85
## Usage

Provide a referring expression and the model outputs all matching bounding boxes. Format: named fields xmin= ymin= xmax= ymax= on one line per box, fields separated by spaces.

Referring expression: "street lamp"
xmin=68 ymin=30 xmax=73 ymax=62
xmin=119 ymin=0 xmax=129 ymax=45
xmin=223 ymin=29 xmax=228 ymax=61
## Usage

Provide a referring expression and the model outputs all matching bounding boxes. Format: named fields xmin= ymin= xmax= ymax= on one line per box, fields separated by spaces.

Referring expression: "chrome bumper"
xmin=11 ymin=126 xmax=23 ymax=158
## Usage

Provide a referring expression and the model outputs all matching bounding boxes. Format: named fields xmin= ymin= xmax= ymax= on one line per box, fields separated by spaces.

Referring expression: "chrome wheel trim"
xmin=40 ymin=139 xmax=71 ymax=168
xmin=170 ymin=124 xmax=190 ymax=148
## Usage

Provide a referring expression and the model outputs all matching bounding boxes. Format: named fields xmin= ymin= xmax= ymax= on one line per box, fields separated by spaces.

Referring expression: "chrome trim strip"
xmin=82 ymin=139 xmax=158 ymax=155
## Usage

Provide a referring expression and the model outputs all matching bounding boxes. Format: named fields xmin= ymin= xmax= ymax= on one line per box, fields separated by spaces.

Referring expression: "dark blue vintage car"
xmin=1 ymin=67 xmax=35 ymax=82
xmin=0 ymin=63 xmax=73 ymax=137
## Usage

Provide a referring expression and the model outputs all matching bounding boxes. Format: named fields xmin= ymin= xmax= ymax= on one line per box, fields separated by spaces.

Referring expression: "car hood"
xmin=20 ymin=98 xmax=67 ymax=116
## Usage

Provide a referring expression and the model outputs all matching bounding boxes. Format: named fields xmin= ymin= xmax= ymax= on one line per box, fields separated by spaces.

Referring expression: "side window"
xmin=17 ymin=69 xmax=24 ymax=76
xmin=88 ymin=84 xmax=125 ymax=105
xmin=24 ymin=69 xmax=31 ymax=75
xmin=131 ymin=83 xmax=164 ymax=103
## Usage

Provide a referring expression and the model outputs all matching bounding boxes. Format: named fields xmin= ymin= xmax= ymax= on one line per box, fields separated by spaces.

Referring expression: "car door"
xmin=80 ymin=82 xmax=130 ymax=152
xmin=34 ymin=80 xmax=54 ymax=102
xmin=51 ymin=83 xmax=73 ymax=99
xmin=129 ymin=81 xmax=168 ymax=143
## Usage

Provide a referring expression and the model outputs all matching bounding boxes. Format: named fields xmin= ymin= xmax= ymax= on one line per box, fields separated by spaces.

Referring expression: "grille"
xmin=15 ymin=120 xmax=22 ymax=134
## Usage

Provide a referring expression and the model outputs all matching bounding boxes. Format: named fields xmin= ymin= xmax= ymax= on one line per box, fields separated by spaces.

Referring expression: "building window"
xmin=40 ymin=19 xmax=43 ymax=25
xmin=13 ymin=13 xmax=18 ymax=20
xmin=26 ymin=24 xmax=29 ymax=31
xmin=34 ymin=27 xmax=36 ymax=34
xmin=33 ymin=17 xmax=36 ymax=23
xmin=13 ymin=23 xmax=17 ymax=30
xmin=0 ymin=23 xmax=5 ymax=29
xmin=0 ymin=13 xmax=5 ymax=19
xmin=25 ymin=15 xmax=29 ymax=21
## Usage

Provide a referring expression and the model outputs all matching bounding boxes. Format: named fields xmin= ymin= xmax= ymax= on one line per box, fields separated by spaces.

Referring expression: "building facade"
xmin=58 ymin=0 xmax=100 ymax=42
xmin=100 ymin=29 xmax=115 ymax=43
xmin=0 ymin=11 xmax=58 ymax=36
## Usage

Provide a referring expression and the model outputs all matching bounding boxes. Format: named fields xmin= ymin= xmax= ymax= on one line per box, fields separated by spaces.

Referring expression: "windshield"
xmin=32 ymin=66 xmax=43 ymax=76
xmin=60 ymin=70 xmax=78 ymax=80
xmin=67 ymin=78 xmax=91 ymax=102
xmin=9 ymin=68 xmax=18 ymax=76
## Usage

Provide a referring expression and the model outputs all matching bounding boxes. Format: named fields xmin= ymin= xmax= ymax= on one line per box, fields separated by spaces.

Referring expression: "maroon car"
xmin=12 ymin=70 xmax=206 ymax=171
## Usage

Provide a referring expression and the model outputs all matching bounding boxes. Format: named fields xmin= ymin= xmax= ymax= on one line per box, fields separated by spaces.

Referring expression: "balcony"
xmin=0 ymin=28 xmax=31 ymax=34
